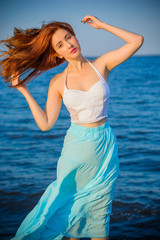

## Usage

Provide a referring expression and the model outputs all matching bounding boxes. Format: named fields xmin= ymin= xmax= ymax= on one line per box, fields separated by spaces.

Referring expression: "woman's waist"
xmin=67 ymin=117 xmax=110 ymax=136
xmin=75 ymin=117 xmax=108 ymax=128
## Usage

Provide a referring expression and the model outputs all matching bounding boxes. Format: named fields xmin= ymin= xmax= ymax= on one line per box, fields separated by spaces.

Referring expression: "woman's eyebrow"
xmin=56 ymin=34 xmax=70 ymax=47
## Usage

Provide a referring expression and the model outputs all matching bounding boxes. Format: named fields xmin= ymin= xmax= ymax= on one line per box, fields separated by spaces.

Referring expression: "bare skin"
xmin=53 ymin=56 xmax=109 ymax=128
xmin=10 ymin=15 xmax=143 ymax=239
xmin=11 ymin=15 xmax=143 ymax=132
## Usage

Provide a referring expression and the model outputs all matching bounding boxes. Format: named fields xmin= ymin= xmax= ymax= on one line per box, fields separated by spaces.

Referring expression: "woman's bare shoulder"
xmin=88 ymin=57 xmax=110 ymax=81
xmin=49 ymin=68 xmax=66 ymax=86
xmin=48 ymin=68 xmax=67 ymax=97
xmin=91 ymin=57 xmax=109 ymax=71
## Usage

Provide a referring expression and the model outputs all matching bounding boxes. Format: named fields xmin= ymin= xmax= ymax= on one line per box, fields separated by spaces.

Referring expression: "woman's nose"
xmin=65 ymin=41 xmax=73 ymax=48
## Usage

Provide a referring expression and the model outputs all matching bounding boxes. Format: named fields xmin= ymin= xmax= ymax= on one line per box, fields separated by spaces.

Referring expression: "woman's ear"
xmin=55 ymin=53 xmax=63 ymax=59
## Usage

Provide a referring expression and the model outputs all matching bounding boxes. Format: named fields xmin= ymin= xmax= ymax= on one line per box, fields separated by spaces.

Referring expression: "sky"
xmin=0 ymin=0 xmax=160 ymax=57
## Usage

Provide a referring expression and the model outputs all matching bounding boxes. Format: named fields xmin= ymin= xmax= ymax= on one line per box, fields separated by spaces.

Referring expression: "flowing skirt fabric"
xmin=11 ymin=120 xmax=119 ymax=240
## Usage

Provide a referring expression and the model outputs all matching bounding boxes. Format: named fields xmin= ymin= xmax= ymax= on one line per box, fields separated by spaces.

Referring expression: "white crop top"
xmin=63 ymin=58 xmax=110 ymax=123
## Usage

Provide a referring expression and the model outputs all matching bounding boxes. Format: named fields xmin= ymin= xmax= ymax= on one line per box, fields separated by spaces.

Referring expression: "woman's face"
xmin=51 ymin=28 xmax=81 ymax=60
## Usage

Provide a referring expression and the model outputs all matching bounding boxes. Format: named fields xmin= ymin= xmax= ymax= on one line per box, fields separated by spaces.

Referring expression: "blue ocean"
xmin=0 ymin=56 xmax=160 ymax=240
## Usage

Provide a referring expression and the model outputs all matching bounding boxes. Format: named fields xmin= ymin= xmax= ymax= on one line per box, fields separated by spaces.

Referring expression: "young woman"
xmin=0 ymin=15 xmax=143 ymax=240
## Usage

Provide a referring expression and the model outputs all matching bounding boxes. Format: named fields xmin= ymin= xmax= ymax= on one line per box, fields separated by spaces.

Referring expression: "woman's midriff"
xmin=75 ymin=117 xmax=107 ymax=128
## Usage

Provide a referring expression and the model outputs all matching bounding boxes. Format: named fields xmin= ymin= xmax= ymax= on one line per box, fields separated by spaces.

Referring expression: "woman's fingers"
xmin=81 ymin=16 xmax=93 ymax=23
xmin=11 ymin=72 xmax=20 ymax=86
xmin=11 ymin=72 xmax=20 ymax=81
xmin=81 ymin=15 xmax=98 ymax=23
xmin=10 ymin=73 xmax=28 ymax=92
xmin=81 ymin=15 xmax=102 ymax=29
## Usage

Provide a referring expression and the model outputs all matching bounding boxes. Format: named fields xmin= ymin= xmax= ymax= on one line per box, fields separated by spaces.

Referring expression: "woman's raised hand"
xmin=11 ymin=72 xmax=28 ymax=93
xmin=81 ymin=15 xmax=103 ymax=29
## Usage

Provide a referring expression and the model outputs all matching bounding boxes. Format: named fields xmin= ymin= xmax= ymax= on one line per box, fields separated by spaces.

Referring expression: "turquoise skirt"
xmin=11 ymin=120 xmax=119 ymax=240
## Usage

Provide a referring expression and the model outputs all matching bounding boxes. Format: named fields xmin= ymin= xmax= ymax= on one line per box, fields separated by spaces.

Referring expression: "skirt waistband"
xmin=68 ymin=120 xmax=110 ymax=134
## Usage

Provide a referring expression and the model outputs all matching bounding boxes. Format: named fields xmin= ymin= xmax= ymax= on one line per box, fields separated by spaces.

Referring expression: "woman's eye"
xmin=58 ymin=36 xmax=71 ymax=48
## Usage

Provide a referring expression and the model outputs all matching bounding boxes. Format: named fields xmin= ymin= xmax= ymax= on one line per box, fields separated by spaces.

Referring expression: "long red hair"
xmin=0 ymin=21 xmax=76 ymax=88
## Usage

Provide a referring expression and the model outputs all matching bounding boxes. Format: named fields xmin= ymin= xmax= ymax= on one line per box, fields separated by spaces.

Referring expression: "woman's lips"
xmin=70 ymin=48 xmax=77 ymax=54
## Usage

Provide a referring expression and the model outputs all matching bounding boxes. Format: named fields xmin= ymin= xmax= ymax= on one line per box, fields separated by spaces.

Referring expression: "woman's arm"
xmin=11 ymin=73 xmax=62 ymax=131
xmin=82 ymin=15 xmax=144 ymax=71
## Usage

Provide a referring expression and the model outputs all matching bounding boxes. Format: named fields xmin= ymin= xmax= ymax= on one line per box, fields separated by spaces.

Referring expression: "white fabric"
xmin=63 ymin=58 xmax=110 ymax=123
